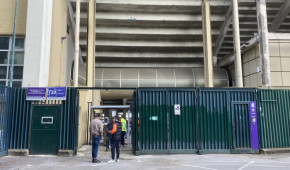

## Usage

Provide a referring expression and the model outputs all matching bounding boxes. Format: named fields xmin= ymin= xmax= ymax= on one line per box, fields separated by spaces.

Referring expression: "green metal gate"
xmin=138 ymin=88 xmax=197 ymax=154
xmin=199 ymin=89 xmax=256 ymax=154
xmin=30 ymin=105 xmax=60 ymax=155
xmin=231 ymin=102 xmax=252 ymax=153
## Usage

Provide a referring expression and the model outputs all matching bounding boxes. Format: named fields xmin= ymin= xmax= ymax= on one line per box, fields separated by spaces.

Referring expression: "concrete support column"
xmin=232 ymin=0 xmax=243 ymax=87
xmin=86 ymin=0 xmax=95 ymax=88
xmin=22 ymin=0 xmax=53 ymax=87
xmin=256 ymin=0 xmax=271 ymax=87
xmin=202 ymin=0 xmax=214 ymax=87
xmin=73 ymin=0 xmax=80 ymax=87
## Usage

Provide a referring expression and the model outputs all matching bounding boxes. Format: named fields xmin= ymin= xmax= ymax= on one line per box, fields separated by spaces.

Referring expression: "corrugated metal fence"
xmin=134 ymin=88 xmax=257 ymax=155
xmin=258 ymin=89 xmax=290 ymax=149
xmin=0 ymin=86 xmax=13 ymax=157
xmin=9 ymin=88 xmax=79 ymax=155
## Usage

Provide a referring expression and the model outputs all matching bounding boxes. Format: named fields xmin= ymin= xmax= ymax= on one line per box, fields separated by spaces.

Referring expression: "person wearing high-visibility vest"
xmin=120 ymin=115 xmax=127 ymax=148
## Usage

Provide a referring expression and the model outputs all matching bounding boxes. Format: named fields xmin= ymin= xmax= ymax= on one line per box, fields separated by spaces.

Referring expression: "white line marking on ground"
xmin=238 ymin=161 xmax=255 ymax=170
xmin=251 ymin=165 xmax=284 ymax=168
xmin=134 ymin=158 xmax=142 ymax=162
xmin=180 ymin=164 xmax=219 ymax=170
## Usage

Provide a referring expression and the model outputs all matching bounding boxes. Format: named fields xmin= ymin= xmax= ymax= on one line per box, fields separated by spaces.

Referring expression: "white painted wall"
xmin=22 ymin=0 xmax=53 ymax=87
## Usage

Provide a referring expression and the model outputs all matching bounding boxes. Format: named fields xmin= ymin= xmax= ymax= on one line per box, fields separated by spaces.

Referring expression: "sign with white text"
xmin=47 ymin=87 xmax=67 ymax=100
xmin=26 ymin=87 xmax=46 ymax=101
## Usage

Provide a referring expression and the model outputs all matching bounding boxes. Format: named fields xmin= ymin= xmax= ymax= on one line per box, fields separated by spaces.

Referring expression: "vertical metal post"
xmin=256 ymin=0 xmax=271 ymax=87
xmin=74 ymin=0 xmax=80 ymax=87
xmin=232 ymin=0 xmax=243 ymax=87
xmin=9 ymin=0 xmax=18 ymax=87
xmin=202 ymin=0 xmax=214 ymax=87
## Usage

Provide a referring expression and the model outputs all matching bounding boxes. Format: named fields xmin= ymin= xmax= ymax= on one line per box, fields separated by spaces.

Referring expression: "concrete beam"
xmin=257 ymin=0 xmax=271 ymax=87
xmin=269 ymin=0 xmax=290 ymax=32
xmin=78 ymin=12 xmax=227 ymax=22
xmin=232 ymin=0 xmax=243 ymax=87
xmin=80 ymin=27 xmax=221 ymax=35
xmin=79 ymin=40 xmax=210 ymax=47
xmin=202 ymin=1 xmax=214 ymax=87
xmin=268 ymin=32 xmax=290 ymax=39
xmin=218 ymin=37 xmax=258 ymax=67
xmin=71 ymin=0 xmax=231 ymax=6
xmin=81 ymin=52 xmax=204 ymax=58
xmin=213 ymin=5 xmax=232 ymax=57
xmin=95 ymin=62 xmax=204 ymax=68
xmin=86 ymin=0 xmax=95 ymax=87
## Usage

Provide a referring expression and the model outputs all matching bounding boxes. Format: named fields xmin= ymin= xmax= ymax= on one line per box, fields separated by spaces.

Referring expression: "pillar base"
xmin=58 ymin=150 xmax=74 ymax=157
xmin=8 ymin=149 xmax=29 ymax=156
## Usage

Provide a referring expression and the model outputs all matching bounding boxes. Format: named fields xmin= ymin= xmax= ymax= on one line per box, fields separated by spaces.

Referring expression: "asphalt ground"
xmin=1 ymin=145 xmax=290 ymax=170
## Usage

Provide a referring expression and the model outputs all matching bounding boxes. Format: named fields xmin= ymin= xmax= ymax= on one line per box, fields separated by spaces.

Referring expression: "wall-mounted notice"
xmin=174 ymin=104 xmax=181 ymax=115
xmin=26 ymin=87 xmax=46 ymax=101
xmin=47 ymin=87 xmax=67 ymax=100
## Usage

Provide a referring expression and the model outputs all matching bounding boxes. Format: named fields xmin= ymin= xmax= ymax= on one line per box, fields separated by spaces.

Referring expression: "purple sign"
xmin=47 ymin=87 xmax=67 ymax=100
xmin=26 ymin=87 xmax=46 ymax=101
xmin=250 ymin=101 xmax=259 ymax=150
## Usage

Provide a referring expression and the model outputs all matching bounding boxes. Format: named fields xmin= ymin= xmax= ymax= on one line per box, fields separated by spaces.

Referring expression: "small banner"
xmin=26 ymin=87 xmax=46 ymax=101
xmin=47 ymin=87 xmax=67 ymax=100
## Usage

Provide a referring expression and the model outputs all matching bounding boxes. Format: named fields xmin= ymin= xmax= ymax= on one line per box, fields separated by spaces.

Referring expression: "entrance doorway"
xmin=30 ymin=105 xmax=60 ymax=155
xmin=78 ymin=88 xmax=136 ymax=154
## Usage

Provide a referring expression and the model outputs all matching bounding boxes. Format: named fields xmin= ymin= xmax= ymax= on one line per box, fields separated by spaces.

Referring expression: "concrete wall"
xmin=0 ymin=0 xmax=27 ymax=35
xmin=48 ymin=0 xmax=68 ymax=86
xmin=229 ymin=40 xmax=290 ymax=87
xmin=242 ymin=44 xmax=262 ymax=87
xmin=78 ymin=90 xmax=89 ymax=148
xmin=268 ymin=40 xmax=290 ymax=87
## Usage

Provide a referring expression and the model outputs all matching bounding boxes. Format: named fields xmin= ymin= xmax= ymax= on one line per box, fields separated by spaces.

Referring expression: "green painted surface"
xmin=30 ymin=106 xmax=60 ymax=155
xmin=136 ymin=88 xmax=257 ymax=154
xmin=259 ymin=89 xmax=290 ymax=149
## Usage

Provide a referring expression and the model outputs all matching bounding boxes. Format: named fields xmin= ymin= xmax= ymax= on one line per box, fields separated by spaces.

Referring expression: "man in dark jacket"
xmin=108 ymin=116 xmax=122 ymax=162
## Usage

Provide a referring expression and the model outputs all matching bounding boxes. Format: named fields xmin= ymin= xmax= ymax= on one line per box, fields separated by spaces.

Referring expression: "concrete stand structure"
xmin=202 ymin=0 xmax=214 ymax=87
xmin=256 ymin=0 xmax=271 ymax=87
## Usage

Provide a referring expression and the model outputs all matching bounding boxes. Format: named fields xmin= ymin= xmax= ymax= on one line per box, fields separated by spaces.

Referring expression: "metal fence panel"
xmin=168 ymin=89 xmax=197 ymax=153
xmin=258 ymin=89 xmax=290 ymax=149
xmin=199 ymin=90 xmax=230 ymax=153
xmin=9 ymin=88 xmax=32 ymax=150
xmin=9 ymin=88 xmax=79 ymax=155
xmin=0 ymin=86 xmax=12 ymax=157
xmin=139 ymin=89 xmax=168 ymax=154
xmin=198 ymin=89 xmax=256 ymax=154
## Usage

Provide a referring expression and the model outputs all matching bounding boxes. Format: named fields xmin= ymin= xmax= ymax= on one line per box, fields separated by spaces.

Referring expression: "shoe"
xmin=115 ymin=159 xmax=119 ymax=162
xmin=93 ymin=159 xmax=101 ymax=163
xmin=108 ymin=159 xmax=115 ymax=163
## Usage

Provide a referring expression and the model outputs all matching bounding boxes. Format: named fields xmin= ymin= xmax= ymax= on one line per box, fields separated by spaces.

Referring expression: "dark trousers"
xmin=121 ymin=131 xmax=126 ymax=145
xmin=111 ymin=140 xmax=120 ymax=160
xmin=92 ymin=136 xmax=101 ymax=159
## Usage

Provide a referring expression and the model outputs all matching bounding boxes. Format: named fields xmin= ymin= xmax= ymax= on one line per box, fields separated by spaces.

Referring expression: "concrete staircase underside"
xmin=70 ymin=0 xmax=288 ymax=68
